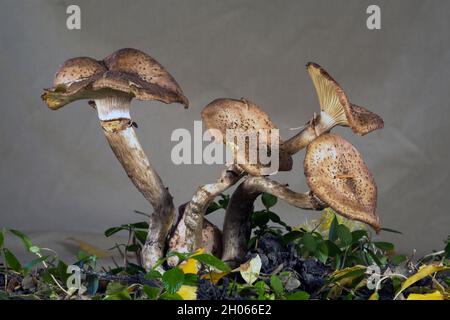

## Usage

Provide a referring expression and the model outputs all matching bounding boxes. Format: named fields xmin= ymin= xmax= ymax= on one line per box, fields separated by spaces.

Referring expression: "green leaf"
xmin=325 ymin=240 xmax=342 ymax=257
xmin=351 ymin=230 xmax=367 ymax=243
xmin=302 ymin=233 xmax=317 ymax=252
xmin=336 ymin=224 xmax=352 ymax=247
xmin=444 ymin=241 xmax=450 ymax=259
xmin=251 ymin=211 xmax=270 ymax=226
xmin=9 ymin=229 xmax=33 ymax=251
xmin=143 ymin=285 xmax=161 ymax=300
xmin=391 ymin=255 xmax=407 ymax=265
xmin=367 ymin=249 xmax=383 ymax=267
xmin=286 ymin=291 xmax=310 ymax=300
xmin=86 ymin=275 xmax=99 ymax=296
xmin=104 ymin=282 xmax=132 ymax=300
xmin=206 ymin=202 xmax=221 ymax=215
xmin=254 ymin=280 xmax=266 ymax=298
xmin=162 ymin=268 xmax=185 ymax=294
xmin=329 ymin=215 xmax=339 ymax=242
xmin=3 ymin=248 xmax=22 ymax=272
xmin=104 ymin=226 xmax=124 ymax=237
xmin=0 ymin=231 xmax=4 ymax=248
xmin=270 ymin=275 xmax=283 ymax=296
xmin=380 ymin=227 xmax=402 ymax=234
xmin=159 ymin=292 xmax=183 ymax=300
xmin=374 ymin=242 xmax=395 ymax=251
xmin=261 ymin=193 xmax=277 ymax=209
xmin=145 ymin=269 xmax=162 ymax=280
xmin=282 ymin=231 xmax=303 ymax=244
xmin=131 ymin=222 xmax=149 ymax=229
xmin=315 ymin=241 xmax=329 ymax=264
xmin=192 ymin=254 xmax=231 ymax=272
xmin=23 ymin=256 xmax=48 ymax=272
xmin=125 ymin=244 xmax=141 ymax=252
xmin=183 ymin=273 xmax=199 ymax=286
xmin=134 ymin=230 xmax=148 ymax=244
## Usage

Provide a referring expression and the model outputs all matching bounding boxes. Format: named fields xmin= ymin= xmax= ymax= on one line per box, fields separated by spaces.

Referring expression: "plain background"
xmin=0 ymin=0 xmax=449 ymax=259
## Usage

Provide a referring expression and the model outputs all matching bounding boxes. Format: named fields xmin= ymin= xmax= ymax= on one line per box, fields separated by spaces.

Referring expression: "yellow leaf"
xmin=179 ymin=248 xmax=204 ymax=274
xmin=68 ymin=238 xmax=110 ymax=258
xmin=395 ymin=264 xmax=449 ymax=299
xmin=176 ymin=285 xmax=197 ymax=300
xmin=369 ymin=292 xmax=379 ymax=300
xmin=407 ymin=291 xmax=444 ymax=300
xmin=202 ymin=272 xmax=228 ymax=284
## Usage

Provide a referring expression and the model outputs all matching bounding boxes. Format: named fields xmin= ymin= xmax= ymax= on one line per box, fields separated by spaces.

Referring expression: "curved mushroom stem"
xmin=101 ymin=118 xmax=175 ymax=270
xmin=167 ymin=165 xmax=244 ymax=266
xmin=222 ymin=176 xmax=325 ymax=267
xmin=282 ymin=112 xmax=337 ymax=155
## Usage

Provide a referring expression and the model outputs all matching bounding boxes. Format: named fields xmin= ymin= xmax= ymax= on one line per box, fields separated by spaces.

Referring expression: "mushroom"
xmin=201 ymin=98 xmax=293 ymax=176
xmin=42 ymin=48 xmax=188 ymax=269
xmin=304 ymin=133 xmax=380 ymax=231
xmin=282 ymin=62 xmax=384 ymax=155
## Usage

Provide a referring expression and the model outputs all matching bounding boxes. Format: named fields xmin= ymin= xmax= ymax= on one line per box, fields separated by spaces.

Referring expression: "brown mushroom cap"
xmin=304 ymin=133 xmax=380 ymax=231
xmin=42 ymin=48 xmax=188 ymax=110
xmin=306 ymin=62 xmax=384 ymax=135
xmin=201 ymin=98 xmax=293 ymax=176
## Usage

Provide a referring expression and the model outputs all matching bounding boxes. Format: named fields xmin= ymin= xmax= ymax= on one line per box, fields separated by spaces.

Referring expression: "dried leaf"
xmin=202 ymin=272 xmax=228 ymax=284
xmin=407 ymin=291 xmax=444 ymax=300
xmin=395 ymin=264 xmax=449 ymax=299
xmin=239 ymin=255 xmax=262 ymax=285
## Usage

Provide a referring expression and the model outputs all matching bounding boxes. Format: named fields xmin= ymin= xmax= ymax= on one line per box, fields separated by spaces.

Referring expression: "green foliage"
xmin=191 ymin=254 xmax=231 ymax=272
xmin=0 ymin=202 xmax=448 ymax=301
xmin=162 ymin=268 xmax=185 ymax=294
xmin=206 ymin=194 xmax=230 ymax=215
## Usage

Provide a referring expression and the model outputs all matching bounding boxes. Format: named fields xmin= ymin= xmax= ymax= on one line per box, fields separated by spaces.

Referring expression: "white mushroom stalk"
xmin=167 ymin=165 xmax=244 ymax=265
xmin=222 ymin=176 xmax=325 ymax=267
xmin=97 ymin=97 xmax=176 ymax=270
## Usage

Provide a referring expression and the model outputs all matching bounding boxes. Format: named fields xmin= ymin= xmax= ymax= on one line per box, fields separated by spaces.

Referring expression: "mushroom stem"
xmin=282 ymin=112 xmax=337 ymax=155
xmin=97 ymin=96 xmax=175 ymax=270
xmin=222 ymin=176 xmax=325 ymax=267
xmin=167 ymin=165 xmax=243 ymax=265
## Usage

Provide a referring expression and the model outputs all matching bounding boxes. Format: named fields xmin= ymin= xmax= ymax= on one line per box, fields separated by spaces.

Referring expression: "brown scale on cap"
xmin=103 ymin=48 xmax=187 ymax=106
xmin=201 ymin=98 xmax=293 ymax=176
xmin=42 ymin=48 xmax=188 ymax=110
xmin=53 ymin=57 xmax=106 ymax=87
xmin=304 ymin=133 xmax=380 ymax=232
xmin=306 ymin=62 xmax=384 ymax=136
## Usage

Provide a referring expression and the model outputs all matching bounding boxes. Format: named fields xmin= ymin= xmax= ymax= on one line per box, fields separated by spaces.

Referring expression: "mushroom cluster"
xmin=43 ymin=52 xmax=383 ymax=270
xmin=191 ymin=63 xmax=384 ymax=266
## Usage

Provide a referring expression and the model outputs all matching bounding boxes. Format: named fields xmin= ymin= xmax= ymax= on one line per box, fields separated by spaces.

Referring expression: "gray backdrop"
xmin=1 ymin=0 xmax=449 ymax=257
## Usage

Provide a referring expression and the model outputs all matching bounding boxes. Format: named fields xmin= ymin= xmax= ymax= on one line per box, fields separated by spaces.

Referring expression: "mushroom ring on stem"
xmin=304 ymin=133 xmax=380 ymax=232
xmin=42 ymin=48 xmax=188 ymax=270
xmin=202 ymin=98 xmax=293 ymax=176
xmin=282 ymin=62 xmax=384 ymax=155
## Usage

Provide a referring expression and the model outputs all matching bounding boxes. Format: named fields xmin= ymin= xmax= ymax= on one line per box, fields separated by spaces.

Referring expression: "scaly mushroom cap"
xmin=201 ymin=98 xmax=293 ymax=176
xmin=304 ymin=133 xmax=380 ymax=231
xmin=306 ymin=62 xmax=384 ymax=135
xmin=42 ymin=48 xmax=188 ymax=109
